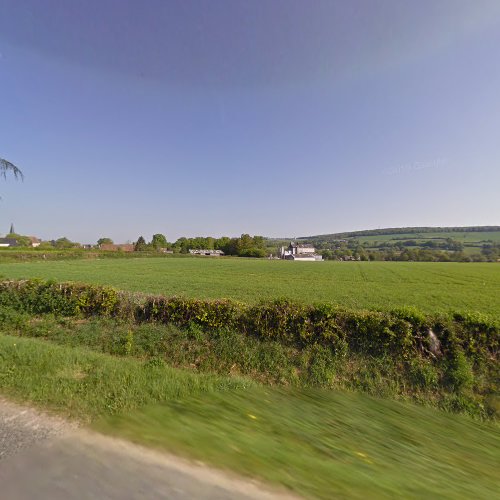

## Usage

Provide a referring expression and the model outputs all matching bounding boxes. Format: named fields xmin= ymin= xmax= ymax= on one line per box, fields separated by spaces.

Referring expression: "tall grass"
xmin=97 ymin=388 xmax=500 ymax=499
xmin=1 ymin=310 xmax=497 ymax=419
xmin=0 ymin=333 xmax=250 ymax=419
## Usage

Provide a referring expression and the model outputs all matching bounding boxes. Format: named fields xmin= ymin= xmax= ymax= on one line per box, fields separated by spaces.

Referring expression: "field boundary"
xmin=1 ymin=278 xmax=497 ymax=357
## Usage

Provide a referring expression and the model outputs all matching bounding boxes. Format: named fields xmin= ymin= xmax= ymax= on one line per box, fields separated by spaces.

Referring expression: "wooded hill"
xmin=298 ymin=226 xmax=500 ymax=242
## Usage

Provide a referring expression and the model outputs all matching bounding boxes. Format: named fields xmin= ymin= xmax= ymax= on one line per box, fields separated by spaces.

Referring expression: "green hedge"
xmin=0 ymin=279 xmax=498 ymax=364
xmin=139 ymin=296 xmax=243 ymax=330
xmin=0 ymin=279 xmax=120 ymax=317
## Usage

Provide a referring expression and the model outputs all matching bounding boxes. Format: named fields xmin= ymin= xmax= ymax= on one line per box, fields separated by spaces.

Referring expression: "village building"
xmin=188 ymin=249 xmax=224 ymax=256
xmin=28 ymin=236 xmax=41 ymax=248
xmin=2 ymin=225 xmax=42 ymax=248
xmin=0 ymin=238 xmax=19 ymax=247
xmin=100 ymin=243 xmax=135 ymax=252
xmin=279 ymin=242 xmax=323 ymax=261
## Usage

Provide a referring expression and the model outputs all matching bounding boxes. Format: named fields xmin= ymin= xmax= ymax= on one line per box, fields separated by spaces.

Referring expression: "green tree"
xmin=252 ymin=235 xmax=265 ymax=248
xmin=54 ymin=237 xmax=80 ymax=249
xmin=173 ymin=237 xmax=189 ymax=253
xmin=215 ymin=236 xmax=230 ymax=250
xmin=151 ymin=233 xmax=168 ymax=250
xmin=238 ymin=234 xmax=253 ymax=252
xmin=97 ymin=237 xmax=114 ymax=245
xmin=6 ymin=233 xmax=31 ymax=247
xmin=134 ymin=236 xmax=147 ymax=251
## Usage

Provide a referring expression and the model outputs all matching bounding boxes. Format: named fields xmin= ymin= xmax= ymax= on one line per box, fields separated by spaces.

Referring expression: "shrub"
xmin=407 ymin=357 xmax=440 ymax=389
xmin=445 ymin=348 xmax=474 ymax=392
xmin=306 ymin=344 xmax=336 ymax=386
xmin=0 ymin=280 xmax=120 ymax=317
xmin=139 ymin=296 xmax=243 ymax=330
xmin=0 ymin=279 xmax=497 ymax=372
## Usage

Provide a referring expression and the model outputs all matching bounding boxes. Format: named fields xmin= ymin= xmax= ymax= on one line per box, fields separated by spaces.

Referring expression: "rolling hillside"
xmin=297 ymin=226 xmax=500 ymax=255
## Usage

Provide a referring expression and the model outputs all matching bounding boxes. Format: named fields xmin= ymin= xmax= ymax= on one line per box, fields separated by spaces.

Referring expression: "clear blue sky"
xmin=1 ymin=0 xmax=499 ymax=243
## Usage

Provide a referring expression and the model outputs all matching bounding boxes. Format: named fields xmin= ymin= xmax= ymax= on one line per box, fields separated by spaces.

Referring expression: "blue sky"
xmin=1 ymin=0 xmax=499 ymax=243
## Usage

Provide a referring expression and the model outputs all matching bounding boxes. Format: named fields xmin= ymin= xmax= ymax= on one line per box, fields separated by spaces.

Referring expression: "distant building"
xmin=4 ymin=224 xmax=42 ymax=248
xmin=279 ymin=242 xmax=323 ymax=261
xmin=188 ymin=249 xmax=224 ymax=256
xmin=100 ymin=243 xmax=135 ymax=252
xmin=27 ymin=236 xmax=41 ymax=248
xmin=0 ymin=238 xmax=19 ymax=247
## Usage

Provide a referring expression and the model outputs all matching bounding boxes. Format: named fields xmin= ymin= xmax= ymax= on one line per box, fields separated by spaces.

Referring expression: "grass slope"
xmin=3 ymin=313 xmax=497 ymax=419
xmin=99 ymin=389 xmax=500 ymax=499
xmin=300 ymin=228 xmax=500 ymax=256
xmin=301 ymin=227 xmax=500 ymax=244
xmin=0 ymin=259 xmax=499 ymax=315
xmin=353 ymin=231 xmax=500 ymax=244
xmin=0 ymin=333 xmax=248 ymax=419
xmin=1 ymin=334 xmax=498 ymax=499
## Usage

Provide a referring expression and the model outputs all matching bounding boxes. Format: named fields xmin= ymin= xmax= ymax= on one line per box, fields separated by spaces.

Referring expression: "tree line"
xmin=130 ymin=234 xmax=269 ymax=257
xmin=319 ymin=245 xmax=499 ymax=262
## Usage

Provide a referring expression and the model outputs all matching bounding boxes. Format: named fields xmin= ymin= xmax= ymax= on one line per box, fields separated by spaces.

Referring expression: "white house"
xmin=188 ymin=249 xmax=224 ymax=256
xmin=28 ymin=236 xmax=41 ymax=248
xmin=279 ymin=242 xmax=323 ymax=261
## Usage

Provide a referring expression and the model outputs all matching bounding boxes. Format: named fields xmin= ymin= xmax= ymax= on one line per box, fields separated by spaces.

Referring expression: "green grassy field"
xmin=0 ymin=258 xmax=499 ymax=315
xmin=301 ymin=229 xmax=500 ymax=256
xmin=303 ymin=229 xmax=500 ymax=244
xmin=1 ymin=334 xmax=498 ymax=499
xmin=349 ymin=230 xmax=500 ymax=245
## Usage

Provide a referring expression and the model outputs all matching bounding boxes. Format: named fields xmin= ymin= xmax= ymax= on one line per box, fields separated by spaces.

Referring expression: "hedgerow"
xmin=0 ymin=279 xmax=498 ymax=365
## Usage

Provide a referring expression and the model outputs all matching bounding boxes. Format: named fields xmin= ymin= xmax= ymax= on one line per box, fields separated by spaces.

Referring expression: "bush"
xmin=0 ymin=279 xmax=497 ymax=419
xmin=407 ymin=357 xmax=440 ymax=389
xmin=0 ymin=280 xmax=120 ymax=317
xmin=445 ymin=348 xmax=474 ymax=392
xmin=139 ymin=296 xmax=243 ymax=330
xmin=306 ymin=344 xmax=337 ymax=386
xmin=0 ymin=279 xmax=497 ymax=370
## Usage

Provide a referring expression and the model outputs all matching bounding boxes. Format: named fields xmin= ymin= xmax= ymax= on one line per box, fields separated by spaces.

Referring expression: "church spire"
xmin=9 ymin=223 xmax=14 ymax=234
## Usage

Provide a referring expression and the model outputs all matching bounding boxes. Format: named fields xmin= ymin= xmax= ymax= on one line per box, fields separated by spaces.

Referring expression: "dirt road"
xmin=0 ymin=398 xmax=295 ymax=500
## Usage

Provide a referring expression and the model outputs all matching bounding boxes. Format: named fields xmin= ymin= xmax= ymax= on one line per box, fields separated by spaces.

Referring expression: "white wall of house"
xmin=297 ymin=246 xmax=316 ymax=254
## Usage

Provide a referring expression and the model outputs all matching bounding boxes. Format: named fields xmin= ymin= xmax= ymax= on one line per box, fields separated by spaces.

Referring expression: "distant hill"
xmin=298 ymin=226 xmax=500 ymax=242
xmin=295 ymin=226 xmax=500 ymax=257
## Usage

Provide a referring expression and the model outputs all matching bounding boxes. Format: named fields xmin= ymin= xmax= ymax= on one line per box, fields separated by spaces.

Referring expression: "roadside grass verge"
xmin=1 ymin=332 xmax=499 ymax=498
xmin=0 ymin=333 xmax=250 ymax=420
xmin=94 ymin=388 xmax=500 ymax=499
xmin=2 ymin=311 xmax=497 ymax=419
xmin=95 ymin=387 xmax=500 ymax=499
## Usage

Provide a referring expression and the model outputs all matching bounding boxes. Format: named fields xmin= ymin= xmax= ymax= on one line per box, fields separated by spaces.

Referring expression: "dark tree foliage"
xmin=172 ymin=234 xmax=267 ymax=257
xmin=151 ymin=233 xmax=168 ymax=249
xmin=135 ymin=236 xmax=147 ymax=251
xmin=97 ymin=237 xmax=114 ymax=245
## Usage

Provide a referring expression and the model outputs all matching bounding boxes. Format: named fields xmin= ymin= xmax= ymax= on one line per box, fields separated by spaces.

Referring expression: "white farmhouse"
xmin=279 ymin=242 xmax=323 ymax=261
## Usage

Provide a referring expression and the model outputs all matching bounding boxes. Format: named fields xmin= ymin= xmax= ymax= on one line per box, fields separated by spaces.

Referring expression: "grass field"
xmin=0 ymin=258 xmax=499 ymax=315
xmin=2 ymin=333 xmax=498 ymax=499
xmin=302 ymin=229 xmax=500 ymax=256
xmin=349 ymin=230 xmax=500 ymax=245
xmin=304 ymin=229 xmax=500 ymax=244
